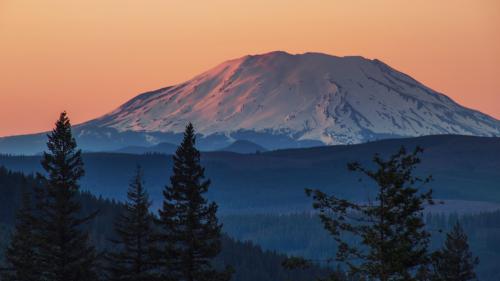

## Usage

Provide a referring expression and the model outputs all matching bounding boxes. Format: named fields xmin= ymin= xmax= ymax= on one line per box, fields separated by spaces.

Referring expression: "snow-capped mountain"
xmin=1 ymin=51 xmax=499 ymax=154
xmin=87 ymin=51 xmax=500 ymax=144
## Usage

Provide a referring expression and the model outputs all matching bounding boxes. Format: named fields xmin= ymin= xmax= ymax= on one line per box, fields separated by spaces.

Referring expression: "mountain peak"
xmin=2 ymin=51 xmax=498 ymax=154
xmin=85 ymin=51 xmax=499 ymax=147
xmin=250 ymin=50 xmax=292 ymax=57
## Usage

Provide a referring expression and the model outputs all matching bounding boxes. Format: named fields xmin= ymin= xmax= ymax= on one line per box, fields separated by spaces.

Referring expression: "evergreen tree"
xmin=157 ymin=123 xmax=231 ymax=281
xmin=35 ymin=111 xmax=98 ymax=281
xmin=306 ymin=147 xmax=433 ymax=281
xmin=2 ymin=188 xmax=39 ymax=281
xmin=431 ymin=222 xmax=479 ymax=281
xmin=106 ymin=166 xmax=158 ymax=281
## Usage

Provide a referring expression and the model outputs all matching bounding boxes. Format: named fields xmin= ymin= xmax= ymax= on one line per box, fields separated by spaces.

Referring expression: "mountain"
xmin=1 ymin=135 xmax=499 ymax=213
xmin=84 ymin=51 xmax=500 ymax=143
xmin=1 ymin=51 xmax=499 ymax=154
xmin=221 ymin=140 xmax=267 ymax=154
xmin=113 ymin=142 xmax=178 ymax=155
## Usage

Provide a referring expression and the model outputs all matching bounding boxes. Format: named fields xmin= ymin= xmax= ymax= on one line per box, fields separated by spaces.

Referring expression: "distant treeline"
xmin=222 ymin=210 xmax=500 ymax=280
xmin=1 ymin=134 xmax=499 ymax=214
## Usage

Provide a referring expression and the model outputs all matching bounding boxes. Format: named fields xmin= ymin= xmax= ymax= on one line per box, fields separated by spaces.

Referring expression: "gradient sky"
xmin=1 ymin=0 xmax=499 ymax=137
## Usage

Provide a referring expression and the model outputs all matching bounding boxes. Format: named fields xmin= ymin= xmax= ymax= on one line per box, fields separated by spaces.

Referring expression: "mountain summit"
xmin=1 ymin=51 xmax=499 ymax=154
xmin=88 ymin=51 xmax=499 ymax=144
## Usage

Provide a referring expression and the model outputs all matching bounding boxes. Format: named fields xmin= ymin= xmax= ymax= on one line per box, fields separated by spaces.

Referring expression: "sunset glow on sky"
xmin=1 ymin=0 xmax=499 ymax=137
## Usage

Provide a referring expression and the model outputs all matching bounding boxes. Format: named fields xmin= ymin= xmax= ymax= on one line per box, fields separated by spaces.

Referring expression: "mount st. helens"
xmin=1 ymin=51 xmax=499 ymax=154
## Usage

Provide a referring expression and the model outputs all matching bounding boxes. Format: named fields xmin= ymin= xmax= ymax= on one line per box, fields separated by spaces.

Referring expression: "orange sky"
xmin=1 ymin=0 xmax=499 ymax=137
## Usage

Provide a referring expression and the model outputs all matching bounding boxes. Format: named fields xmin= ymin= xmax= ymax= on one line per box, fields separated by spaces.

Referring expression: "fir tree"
xmin=431 ymin=222 xmax=479 ymax=281
xmin=306 ymin=147 xmax=433 ymax=281
xmin=35 ymin=111 xmax=98 ymax=281
xmin=2 ymin=187 xmax=39 ymax=281
xmin=106 ymin=166 xmax=158 ymax=281
xmin=157 ymin=123 xmax=231 ymax=281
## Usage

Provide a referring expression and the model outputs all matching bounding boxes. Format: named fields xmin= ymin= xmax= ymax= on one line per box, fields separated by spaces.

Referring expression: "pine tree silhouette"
xmin=431 ymin=222 xmax=479 ymax=281
xmin=2 ymin=186 xmax=39 ymax=281
xmin=157 ymin=123 xmax=231 ymax=281
xmin=306 ymin=147 xmax=433 ymax=281
xmin=106 ymin=166 xmax=158 ymax=281
xmin=35 ymin=111 xmax=98 ymax=281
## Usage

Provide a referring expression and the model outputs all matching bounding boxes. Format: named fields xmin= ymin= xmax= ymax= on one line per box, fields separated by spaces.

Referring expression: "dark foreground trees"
xmin=105 ymin=123 xmax=230 ymax=281
xmin=3 ymin=112 xmax=98 ymax=281
xmin=431 ymin=222 xmax=479 ymax=281
xmin=306 ymin=147 xmax=434 ymax=281
xmin=0 ymin=166 xmax=333 ymax=281
xmin=35 ymin=111 xmax=98 ymax=281
xmin=157 ymin=123 xmax=231 ymax=281
xmin=3 ymin=116 xmax=230 ymax=281
xmin=298 ymin=147 xmax=480 ymax=281
xmin=2 ymin=188 xmax=38 ymax=281
xmin=105 ymin=166 xmax=158 ymax=281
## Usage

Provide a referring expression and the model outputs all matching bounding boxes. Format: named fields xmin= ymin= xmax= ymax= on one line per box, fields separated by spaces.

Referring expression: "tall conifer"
xmin=35 ymin=111 xmax=98 ymax=281
xmin=158 ymin=123 xmax=231 ymax=281
xmin=106 ymin=166 xmax=158 ymax=281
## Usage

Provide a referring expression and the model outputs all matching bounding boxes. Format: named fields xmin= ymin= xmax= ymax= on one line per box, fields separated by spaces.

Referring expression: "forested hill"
xmin=0 ymin=135 xmax=499 ymax=213
xmin=0 ymin=167 xmax=329 ymax=281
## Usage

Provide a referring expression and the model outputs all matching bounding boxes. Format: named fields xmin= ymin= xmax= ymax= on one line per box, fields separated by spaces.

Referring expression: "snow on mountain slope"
xmin=80 ymin=51 xmax=500 ymax=145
